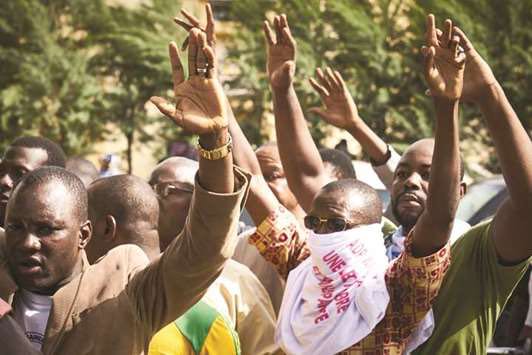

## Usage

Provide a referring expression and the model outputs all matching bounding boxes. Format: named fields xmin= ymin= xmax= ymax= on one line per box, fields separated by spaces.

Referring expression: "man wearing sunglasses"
xmin=240 ymin=14 xmax=461 ymax=354
xmin=149 ymin=156 xmax=280 ymax=355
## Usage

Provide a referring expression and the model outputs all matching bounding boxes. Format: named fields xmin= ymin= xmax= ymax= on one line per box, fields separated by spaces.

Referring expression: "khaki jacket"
xmin=201 ymin=259 xmax=279 ymax=354
xmin=0 ymin=168 xmax=250 ymax=355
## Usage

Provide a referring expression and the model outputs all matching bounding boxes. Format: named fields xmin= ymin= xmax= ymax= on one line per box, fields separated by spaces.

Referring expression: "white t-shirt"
xmin=13 ymin=289 xmax=52 ymax=350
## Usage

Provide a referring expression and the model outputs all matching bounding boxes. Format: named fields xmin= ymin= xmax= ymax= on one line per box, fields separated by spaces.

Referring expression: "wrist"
xmin=346 ymin=119 xmax=366 ymax=135
xmin=271 ymin=82 xmax=294 ymax=96
xmin=199 ymin=127 xmax=229 ymax=150
xmin=433 ymin=97 xmax=459 ymax=112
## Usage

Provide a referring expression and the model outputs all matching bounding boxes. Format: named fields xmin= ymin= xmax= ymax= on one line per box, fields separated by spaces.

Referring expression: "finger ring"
xmin=196 ymin=67 xmax=208 ymax=75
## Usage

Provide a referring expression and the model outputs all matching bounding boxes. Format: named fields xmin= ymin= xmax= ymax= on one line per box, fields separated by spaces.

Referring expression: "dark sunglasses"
xmin=304 ymin=215 xmax=351 ymax=233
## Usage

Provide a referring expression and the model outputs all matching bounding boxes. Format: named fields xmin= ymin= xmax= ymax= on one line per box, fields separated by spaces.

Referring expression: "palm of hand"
xmin=428 ymin=47 xmax=464 ymax=99
xmin=322 ymin=92 xmax=359 ymax=129
xmin=174 ymin=77 xmax=227 ymax=134
xmin=268 ymin=44 xmax=295 ymax=88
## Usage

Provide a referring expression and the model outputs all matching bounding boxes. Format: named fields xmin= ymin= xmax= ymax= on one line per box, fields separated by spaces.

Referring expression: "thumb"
xmin=281 ymin=61 xmax=295 ymax=78
xmin=150 ymin=96 xmax=175 ymax=117
xmin=150 ymin=96 xmax=183 ymax=124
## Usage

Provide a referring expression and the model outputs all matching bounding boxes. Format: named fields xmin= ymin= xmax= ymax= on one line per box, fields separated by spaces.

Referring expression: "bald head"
xmin=150 ymin=157 xmax=198 ymax=189
xmin=309 ymin=179 xmax=382 ymax=234
xmin=66 ymin=157 xmax=99 ymax=187
xmin=87 ymin=174 xmax=159 ymax=262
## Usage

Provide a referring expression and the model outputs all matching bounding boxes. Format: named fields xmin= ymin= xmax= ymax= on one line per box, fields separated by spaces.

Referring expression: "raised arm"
xmin=227 ymin=106 xmax=283 ymax=225
xmin=308 ymin=68 xmax=398 ymax=188
xmin=453 ymin=27 xmax=532 ymax=263
xmin=266 ymin=15 xmax=327 ymax=212
xmin=127 ymin=26 xmax=248 ymax=335
xmin=410 ymin=16 xmax=464 ymax=256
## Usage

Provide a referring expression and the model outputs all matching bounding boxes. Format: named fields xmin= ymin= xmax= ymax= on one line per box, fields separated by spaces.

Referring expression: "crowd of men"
xmin=0 ymin=4 xmax=531 ymax=355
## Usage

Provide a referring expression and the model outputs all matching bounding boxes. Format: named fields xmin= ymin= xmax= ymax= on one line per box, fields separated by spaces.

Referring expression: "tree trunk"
xmin=126 ymin=129 xmax=133 ymax=174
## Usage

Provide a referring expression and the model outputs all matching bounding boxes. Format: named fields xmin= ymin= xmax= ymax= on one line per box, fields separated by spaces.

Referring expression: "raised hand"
xmin=174 ymin=4 xmax=216 ymax=51
xmin=451 ymin=26 xmax=497 ymax=103
xmin=423 ymin=15 xmax=465 ymax=100
xmin=150 ymin=29 xmax=227 ymax=135
xmin=308 ymin=67 xmax=362 ymax=131
xmin=263 ymin=14 xmax=296 ymax=90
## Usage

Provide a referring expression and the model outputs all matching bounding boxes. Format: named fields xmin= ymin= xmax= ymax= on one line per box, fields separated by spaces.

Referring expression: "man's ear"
xmin=78 ymin=220 xmax=92 ymax=249
xmin=104 ymin=215 xmax=117 ymax=242
xmin=459 ymin=182 xmax=467 ymax=198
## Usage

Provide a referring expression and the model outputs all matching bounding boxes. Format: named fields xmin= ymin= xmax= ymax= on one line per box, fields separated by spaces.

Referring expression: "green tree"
xmin=0 ymin=0 xmax=186 ymax=171
xmin=83 ymin=0 xmax=185 ymax=172
xmin=225 ymin=0 xmax=532 ymax=174
xmin=0 ymin=0 xmax=107 ymax=155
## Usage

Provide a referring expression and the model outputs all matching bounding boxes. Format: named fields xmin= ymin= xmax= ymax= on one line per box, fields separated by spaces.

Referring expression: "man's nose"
xmin=0 ymin=173 xmax=13 ymax=191
xmin=404 ymin=173 xmax=422 ymax=190
xmin=20 ymin=233 xmax=41 ymax=252
xmin=316 ymin=221 xmax=330 ymax=234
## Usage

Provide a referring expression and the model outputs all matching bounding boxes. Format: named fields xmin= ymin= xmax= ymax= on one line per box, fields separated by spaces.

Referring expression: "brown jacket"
xmin=0 ymin=168 xmax=250 ymax=355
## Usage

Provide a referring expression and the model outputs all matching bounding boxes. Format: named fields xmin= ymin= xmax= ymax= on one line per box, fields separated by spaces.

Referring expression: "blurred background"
xmin=0 ymin=0 xmax=531 ymax=179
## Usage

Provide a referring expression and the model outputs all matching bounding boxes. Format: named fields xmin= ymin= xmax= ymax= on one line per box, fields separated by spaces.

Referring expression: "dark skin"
xmin=149 ymin=160 xmax=195 ymax=252
xmin=0 ymin=147 xmax=49 ymax=227
xmin=5 ymin=182 xmax=91 ymax=295
xmin=255 ymin=145 xmax=304 ymax=218
xmin=308 ymin=190 xmax=357 ymax=234
xmin=449 ymin=26 xmax=532 ymax=263
xmin=87 ymin=180 xmax=161 ymax=263
xmin=269 ymin=14 xmax=463 ymax=257
xmin=150 ymin=28 xmax=234 ymax=195
xmin=390 ymin=139 xmax=433 ymax=233
xmin=390 ymin=139 xmax=467 ymax=235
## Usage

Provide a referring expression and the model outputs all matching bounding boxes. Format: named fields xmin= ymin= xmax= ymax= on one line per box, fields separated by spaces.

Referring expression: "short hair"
xmin=88 ymin=174 xmax=159 ymax=229
xmin=66 ymin=157 xmax=99 ymax=186
xmin=319 ymin=148 xmax=356 ymax=180
xmin=13 ymin=166 xmax=87 ymax=221
xmin=11 ymin=136 xmax=67 ymax=167
xmin=319 ymin=179 xmax=382 ymax=225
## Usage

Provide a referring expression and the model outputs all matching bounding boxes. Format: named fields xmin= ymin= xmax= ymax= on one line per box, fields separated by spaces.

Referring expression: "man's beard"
xmin=391 ymin=200 xmax=423 ymax=234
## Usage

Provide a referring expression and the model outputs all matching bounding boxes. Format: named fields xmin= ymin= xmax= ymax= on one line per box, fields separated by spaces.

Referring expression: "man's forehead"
xmin=150 ymin=163 xmax=196 ymax=185
xmin=400 ymin=144 xmax=434 ymax=168
xmin=8 ymin=182 xmax=74 ymax=220
xmin=311 ymin=189 xmax=350 ymax=215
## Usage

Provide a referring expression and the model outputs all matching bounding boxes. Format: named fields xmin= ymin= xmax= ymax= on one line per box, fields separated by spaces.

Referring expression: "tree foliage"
xmin=225 ymin=0 xmax=532 ymax=173
xmin=0 ymin=0 xmax=185 ymax=170
xmin=0 ymin=0 xmax=107 ymax=155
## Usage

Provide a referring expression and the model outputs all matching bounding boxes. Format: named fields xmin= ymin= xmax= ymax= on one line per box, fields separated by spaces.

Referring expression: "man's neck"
xmin=127 ymin=228 xmax=161 ymax=262
xmin=43 ymin=254 xmax=85 ymax=296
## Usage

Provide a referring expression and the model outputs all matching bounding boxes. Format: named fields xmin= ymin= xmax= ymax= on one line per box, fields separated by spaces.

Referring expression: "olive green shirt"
xmin=412 ymin=221 xmax=530 ymax=354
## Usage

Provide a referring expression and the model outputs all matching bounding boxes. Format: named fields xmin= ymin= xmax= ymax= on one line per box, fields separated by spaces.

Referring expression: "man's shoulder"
xmin=220 ymin=259 xmax=263 ymax=287
xmin=215 ymin=259 xmax=272 ymax=305
xmin=89 ymin=245 xmax=150 ymax=281
xmin=450 ymin=220 xmax=491 ymax=257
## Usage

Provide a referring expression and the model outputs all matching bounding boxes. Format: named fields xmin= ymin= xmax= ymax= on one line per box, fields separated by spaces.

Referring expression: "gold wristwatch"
xmin=197 ymin=135 xmax=232 ymax=160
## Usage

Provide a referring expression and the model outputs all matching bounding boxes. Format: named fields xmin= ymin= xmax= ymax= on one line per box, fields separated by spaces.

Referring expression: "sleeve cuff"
xmin=397 ymin=230 xmax=451 ymax=277
xmin=194 ymin=166 xmax=251 ymax=214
